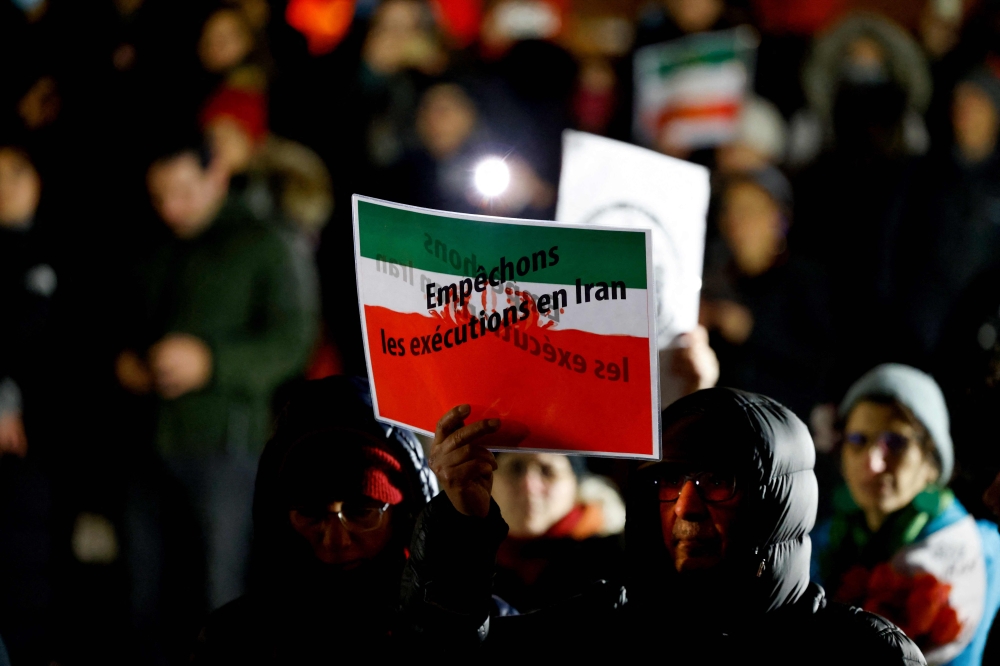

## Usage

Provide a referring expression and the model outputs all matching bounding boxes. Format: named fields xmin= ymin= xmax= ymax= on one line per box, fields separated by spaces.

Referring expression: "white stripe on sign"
xmin=357 ymin=256 xmax=649 ymax=338
xmin=636 ymin=61 xmax=747 ymax=110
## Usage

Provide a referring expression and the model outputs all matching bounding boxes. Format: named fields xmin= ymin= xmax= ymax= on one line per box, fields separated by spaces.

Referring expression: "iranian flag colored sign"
xmin=353 ymin=195 xmax=660 ymax=459
xmin=634 ymin=26 xmax=757 ymax=151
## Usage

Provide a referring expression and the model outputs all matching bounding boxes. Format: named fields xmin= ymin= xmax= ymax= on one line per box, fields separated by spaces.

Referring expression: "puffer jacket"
xmin=400 ymin=388 xmax=925 ymax=664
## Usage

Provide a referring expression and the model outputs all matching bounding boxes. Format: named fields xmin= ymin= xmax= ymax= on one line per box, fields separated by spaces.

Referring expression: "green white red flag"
xmin=353 ymin=195 xmax=660 ymax=459
xmin=634 ymin=27 xmax=758 ymax=151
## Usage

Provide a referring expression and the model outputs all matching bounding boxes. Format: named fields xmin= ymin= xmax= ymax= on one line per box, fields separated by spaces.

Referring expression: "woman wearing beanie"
xmin=811 ymin=364 xmax=1000 ymax=665
xmin=192 ymin=376 xmax=438 ymax=663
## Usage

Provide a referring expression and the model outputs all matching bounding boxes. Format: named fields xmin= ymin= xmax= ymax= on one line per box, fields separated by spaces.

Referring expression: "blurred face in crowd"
xmin=920 ymin=0 xmax=962 ymax=59
xmin=492 ymin=453 xmax=578 ymax=538
xmin=719 ymin=181 xmax=784 ymax=277
xmin=18 ymin=76 xmax=61 ymax=130
xmin=416 ymin=84 xmax=477 ymax=160
xmin=665 ymin=0 xmax=723 ymax=34
xmin=147 ymin=152 xmax=226 ymax=239
xmin=841 ymin=401 xmax=940 ymax=532
xmin=656 ymin=417 xmax=743 ymax=572
xmin=363 ymin=0 xmax=443 ymax=75
xmin=952 ymin=82 xmax=999 ymax=163
xmin=0 ymin=148 xmax=41 ymax=228
xmin=288 ymin=497 xmax=394 ymax=569
xmin=843 ymin=36 xmax=888 ymax=82
xmin=205 ymin=117 xmax=256 ymax=175
xmin=199 ymin=9 xmax=253 ymax=73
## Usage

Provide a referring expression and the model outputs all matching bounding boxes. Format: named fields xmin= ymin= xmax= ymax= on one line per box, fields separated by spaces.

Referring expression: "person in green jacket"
xmin=116 ymin=137 xmax=317 ymax=613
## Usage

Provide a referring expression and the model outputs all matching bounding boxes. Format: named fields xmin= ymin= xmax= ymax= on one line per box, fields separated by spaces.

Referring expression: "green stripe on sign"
xmin=356 ymin=199 xmax=648 ymax=289
xmin=635 ymin=27 xmax=756 ymax=78
xmin=648 ymin=47 xmax=740 ymax=77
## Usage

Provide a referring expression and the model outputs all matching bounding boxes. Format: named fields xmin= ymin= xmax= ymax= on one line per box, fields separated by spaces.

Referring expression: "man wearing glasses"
xmin=650 ymin=466 xmax=742 ymax=574
xmin=400 ymin=388 xmax=925 ymax=664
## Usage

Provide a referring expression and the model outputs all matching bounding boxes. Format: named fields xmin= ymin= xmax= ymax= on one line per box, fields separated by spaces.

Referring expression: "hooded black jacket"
xmin=400 ymin=389 xmax=925 ymax=664
xmin=193 ymin=376 xmax=437 ymax=664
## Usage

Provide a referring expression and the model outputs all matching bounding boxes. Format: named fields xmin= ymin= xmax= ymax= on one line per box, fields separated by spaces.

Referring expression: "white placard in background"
xmin=556 ymin=130 xmax=710 ymax=407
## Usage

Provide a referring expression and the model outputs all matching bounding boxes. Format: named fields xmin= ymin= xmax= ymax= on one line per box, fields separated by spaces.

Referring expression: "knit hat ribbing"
xmin=278 ymin=430 xmax=406 ymax=508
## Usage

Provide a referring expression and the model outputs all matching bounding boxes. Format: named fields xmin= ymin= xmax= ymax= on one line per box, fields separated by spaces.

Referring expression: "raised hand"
xmin=148 ymin=333 xmax=213 ymax=399
xmin=428 ymin=405 xmax=499 ymax=518
xmin=670 ymin=325 xmax=720 ymax=396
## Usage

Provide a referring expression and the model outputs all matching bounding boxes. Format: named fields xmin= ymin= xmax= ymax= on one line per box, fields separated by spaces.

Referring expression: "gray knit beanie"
xmin=838 ymin=363 xmax=953 ymax=483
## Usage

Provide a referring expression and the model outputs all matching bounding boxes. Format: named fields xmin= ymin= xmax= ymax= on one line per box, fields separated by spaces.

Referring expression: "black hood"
xmin=248 ymin=376 xmax=437 ymax=604
xmin=626 ymin=388 xmax=818 ymax=617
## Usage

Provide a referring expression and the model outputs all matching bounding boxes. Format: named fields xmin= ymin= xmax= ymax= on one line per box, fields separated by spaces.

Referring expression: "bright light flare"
xmin=473 ymin=157 xmax=511 ymax=197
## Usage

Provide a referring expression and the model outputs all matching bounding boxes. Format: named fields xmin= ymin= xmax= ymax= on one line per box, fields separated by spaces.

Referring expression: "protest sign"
xmin=556 ymin=131 xmax=709 ymax=408
xmin=353 ymin=195 xmax=660 ymax=459
xmin=633 ymin=26 xmax=757 ymax=151
xmin=557 ymin=130 xmax=708 ymax=348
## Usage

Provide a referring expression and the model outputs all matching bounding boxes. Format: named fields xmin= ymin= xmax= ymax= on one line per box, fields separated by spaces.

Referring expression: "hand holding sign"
xmin=429 ymin=405 xmax=499 ymax=518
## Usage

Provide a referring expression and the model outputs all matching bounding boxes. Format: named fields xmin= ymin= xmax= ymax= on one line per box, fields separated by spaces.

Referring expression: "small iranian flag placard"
xmin=353 ymin=195 xmax=661 ymax=459
xmin=634 ymin=27 xmax=758 ymax=151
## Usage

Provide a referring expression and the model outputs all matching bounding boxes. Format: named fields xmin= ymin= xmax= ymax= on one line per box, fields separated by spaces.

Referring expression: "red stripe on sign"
xmin=656 ymin=101 xmax=741 ymax=128
xmin=365 ymin=305 xmax=654 ymax=456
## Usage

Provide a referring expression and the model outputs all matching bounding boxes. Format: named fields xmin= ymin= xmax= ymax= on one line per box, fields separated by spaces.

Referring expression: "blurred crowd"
xmin=6 ymin=0 xmax=1000 ymax=664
